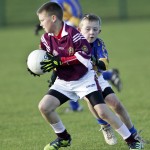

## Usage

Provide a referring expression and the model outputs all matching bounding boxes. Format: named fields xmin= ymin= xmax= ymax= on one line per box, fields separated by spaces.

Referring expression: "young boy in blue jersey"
xmin=78 ymin=13 xmax=144 ymax=148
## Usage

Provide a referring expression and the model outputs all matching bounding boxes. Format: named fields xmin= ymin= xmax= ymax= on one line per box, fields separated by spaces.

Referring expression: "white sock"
xmin=50 ymin=121 xmax=66 ymax=133
xmin=115 ymin=123 xmax=131 ymax=140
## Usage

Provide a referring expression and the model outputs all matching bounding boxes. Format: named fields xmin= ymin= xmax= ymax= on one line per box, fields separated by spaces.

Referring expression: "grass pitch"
xmin=0 ymin=20 xmax=150 ymax=150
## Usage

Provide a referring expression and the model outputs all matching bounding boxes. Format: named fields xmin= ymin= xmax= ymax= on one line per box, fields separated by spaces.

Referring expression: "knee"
xmin=95 ymin=107 xmax=109 ymax=120
xmin=105 ymin=94 xmax=123 ymax=112
xmin=38 ymin=100 xmax=49 ymax=114
xmin=38 ymin=96 xmax=55 ymax=115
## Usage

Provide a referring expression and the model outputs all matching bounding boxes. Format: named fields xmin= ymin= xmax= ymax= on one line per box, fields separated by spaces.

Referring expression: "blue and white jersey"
xmin=91 ymin=38 xmax=109 ymax=74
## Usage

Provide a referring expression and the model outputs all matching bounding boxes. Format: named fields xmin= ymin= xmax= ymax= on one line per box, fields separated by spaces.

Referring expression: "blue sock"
xmin=69 ymin=100 xmax=79 ymax=111
xmin=129 ymin=126 xmax=137 ymax=135
xmin=97 ymin=118 xmax=109 ymax=125
xmin=102 ymin=71 xmax=113 ymax=80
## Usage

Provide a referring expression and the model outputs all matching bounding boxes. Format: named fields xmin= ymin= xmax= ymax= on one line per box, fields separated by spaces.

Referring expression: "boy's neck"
xmin=54 ymin=21 xmax=63 ymax=36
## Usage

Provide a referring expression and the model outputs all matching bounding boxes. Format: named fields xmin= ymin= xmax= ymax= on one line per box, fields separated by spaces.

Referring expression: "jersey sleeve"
xmin=40 ymin=34 xmax=50 ymax=52
xmin=72 ymin=29 xmax=92 ymax=68
xmin=61 ymin=30 xmax=91 ymax=67
xmin=40 ymin=41 xmax=46 ymax=50
xmin=95 ymin=39 xmax=109 ymax=70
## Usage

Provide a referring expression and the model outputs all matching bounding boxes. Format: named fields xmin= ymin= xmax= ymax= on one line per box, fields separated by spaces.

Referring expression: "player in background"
xmin=28 ymin=2 xmax=143 ymax=149
xmin=78 ymin=14 xmax=144 ymax=148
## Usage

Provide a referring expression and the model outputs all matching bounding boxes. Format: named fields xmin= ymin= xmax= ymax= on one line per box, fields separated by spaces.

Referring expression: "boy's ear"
xmin=51 ymin=15 xmax=57 ymax=22
xmin=77 ymin=27 xmax=81 ymax=32
xmin=99 ymin=30 xmax=101 ymax=34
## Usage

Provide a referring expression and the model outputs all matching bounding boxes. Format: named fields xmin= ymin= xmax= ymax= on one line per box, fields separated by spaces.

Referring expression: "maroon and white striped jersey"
xmin=40 ymin=23 xmax=92 ymax=81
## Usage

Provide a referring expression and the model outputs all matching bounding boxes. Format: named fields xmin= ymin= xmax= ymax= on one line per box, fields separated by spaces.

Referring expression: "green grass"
xmin=0 ymin=20 xmax=150 ymax=150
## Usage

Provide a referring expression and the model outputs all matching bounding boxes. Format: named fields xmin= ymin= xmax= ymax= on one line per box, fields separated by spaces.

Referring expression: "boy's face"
xmin=38 ymin=11 xmax=54 ymax=33
xmin=80 ymin=20 xmax=100 ymax=43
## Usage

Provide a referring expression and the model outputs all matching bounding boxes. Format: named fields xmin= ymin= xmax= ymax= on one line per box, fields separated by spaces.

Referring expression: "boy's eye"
xmin=40 ymin=19 xmax=44 ymax=22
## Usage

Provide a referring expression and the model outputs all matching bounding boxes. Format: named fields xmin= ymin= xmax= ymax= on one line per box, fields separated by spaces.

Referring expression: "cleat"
xmin=110 ymin=69 xmax=122 ymax=92
xmin=133 ymin=131 xmax=144 ymax=147
xmin=100 ymin=125 xmax=117 ymax=145
xmin=44 ymin=137 xmax=71 ymax=150
xmin=132 ymin=130 xmax=150 ymax=148
xmin=127 ymin=130 xmax=147 ymax=149
xmin=128 ymin=141 xmax=144 ymax=150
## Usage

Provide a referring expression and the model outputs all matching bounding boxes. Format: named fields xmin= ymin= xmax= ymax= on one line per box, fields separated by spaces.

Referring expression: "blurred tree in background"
xmin=0 ymin=0 xmax=6 ymax=26
xmin=0 ymin=0 xmax=150 ymax=27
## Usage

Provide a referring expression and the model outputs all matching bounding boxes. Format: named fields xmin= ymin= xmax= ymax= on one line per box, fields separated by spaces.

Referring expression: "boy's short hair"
xmin=79 ymin=14 xmax=101 ymax=28
xmin=37 ymin=2 xmax=63 ymax=20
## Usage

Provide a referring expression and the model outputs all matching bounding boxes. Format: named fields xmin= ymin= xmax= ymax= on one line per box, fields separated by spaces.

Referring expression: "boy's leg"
xmin=105 ymin=92 xmax=135 ymax=130
xmin=39 ymin=90 xmax=71 ymax=150
xmin=84 ymin=97 xmax=117 ymax=145
xmin=99 ymin=76 xmax=144 ymax=148
xmin=104 ymin=91 xmax=145 ymax=148
xmin=86 ymin=91 xmax=143 ymax=149
xmin=100 ymin=76 xmax=138 ymax=135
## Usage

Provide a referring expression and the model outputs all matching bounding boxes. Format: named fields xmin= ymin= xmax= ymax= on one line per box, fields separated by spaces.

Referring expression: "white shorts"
xmin=98 ymin=75 xmax=112 ymax=92
xmin=50 ymin=70 xmax=100 ymax=102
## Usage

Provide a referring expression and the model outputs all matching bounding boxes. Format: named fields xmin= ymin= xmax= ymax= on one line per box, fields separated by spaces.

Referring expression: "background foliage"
xmin=1 ymin=0 xmax=150 ymax=26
